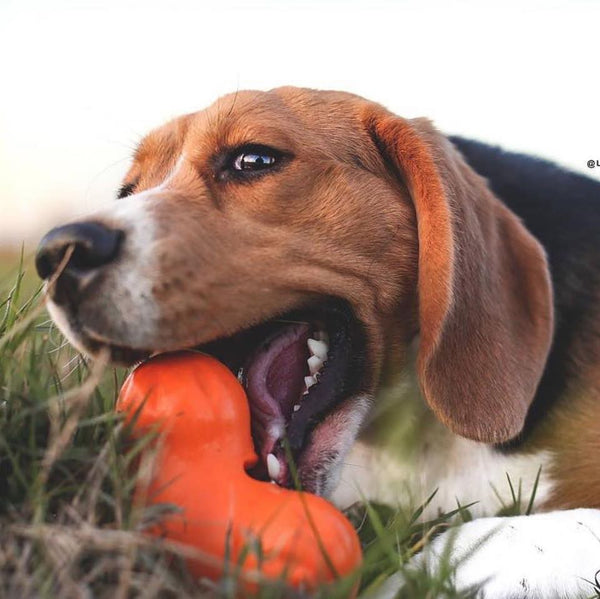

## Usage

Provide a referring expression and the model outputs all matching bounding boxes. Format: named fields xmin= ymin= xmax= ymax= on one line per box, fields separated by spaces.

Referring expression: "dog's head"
xmin=36 ymin=87 xmax=553 ymax=495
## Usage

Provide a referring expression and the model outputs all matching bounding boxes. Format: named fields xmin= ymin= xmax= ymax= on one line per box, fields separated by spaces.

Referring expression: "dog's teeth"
xmin=307 ymin=355 xmax=324 ymax=375
xmin=237 ymin=367 xmax=244 ymax=384
xmin=267 ymin=453 xmax=280 ymax=480
xmin=293 ymin=403 xmax=301 ymax=411
xmin=307 ymin=338 xmax=328 ymax=360
xmin=304 ymin=375 xmax=317 ymax=389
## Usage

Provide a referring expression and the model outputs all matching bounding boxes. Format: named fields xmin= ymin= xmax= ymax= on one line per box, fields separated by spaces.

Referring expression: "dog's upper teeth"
xmin=297 ymin=341 xmax=328 ymax=399
xmin=304 ymin=375 xmax=317 ymax=388
xmin=307 ymin=338 xmax=328 ymax=360
xmin=307 ymin=355 xmax=324 ymax=375
xmin=267 ymin=453 xmax=280 ymax=480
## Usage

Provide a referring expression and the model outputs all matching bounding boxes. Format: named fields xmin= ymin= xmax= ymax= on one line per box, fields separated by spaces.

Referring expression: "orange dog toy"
xmin=116 ymin=351 xmax=362 ymax=594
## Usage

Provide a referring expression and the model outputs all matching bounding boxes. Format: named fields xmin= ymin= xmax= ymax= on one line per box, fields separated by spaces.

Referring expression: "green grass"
xmin=0 ymin=256 xmax=532 ymax=599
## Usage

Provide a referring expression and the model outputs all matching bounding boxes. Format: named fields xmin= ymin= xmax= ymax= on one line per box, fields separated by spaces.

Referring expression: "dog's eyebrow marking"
xmin=117 ymin=181 xmax=137 ymax=199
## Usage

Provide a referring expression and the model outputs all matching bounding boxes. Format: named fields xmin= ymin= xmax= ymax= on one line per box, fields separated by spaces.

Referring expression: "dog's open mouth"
xmin=76 ymin=298 xmax=367 ymax=492
xmin=198 ymin=299 xmax=367 ymax=488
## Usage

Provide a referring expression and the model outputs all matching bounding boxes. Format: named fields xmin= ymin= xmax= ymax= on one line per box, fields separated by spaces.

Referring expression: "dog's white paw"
xmin=367 ymin=509 xmax=600 ymax=598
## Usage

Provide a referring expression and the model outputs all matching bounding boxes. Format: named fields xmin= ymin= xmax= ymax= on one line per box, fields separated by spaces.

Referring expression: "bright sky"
xmin=1 ymin=0 xmax=599 ymax=247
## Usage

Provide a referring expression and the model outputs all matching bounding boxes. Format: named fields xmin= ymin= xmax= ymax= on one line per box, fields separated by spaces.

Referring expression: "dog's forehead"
xmin=193 ymin=87 xmax=372 ymax=154
xmin=147 ymin=88 xmax=369 ymax=152
xmin=201 ymin=86 xmax=367 ymax=129
xmin=187 ymin=89 xmax=305 ymax=153
xmin=129 ymin=87 xmax=379 ymax=181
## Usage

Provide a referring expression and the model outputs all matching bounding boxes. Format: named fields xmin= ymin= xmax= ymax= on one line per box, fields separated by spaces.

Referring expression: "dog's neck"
xmin=330 ymin=340 xmax=554 ymax=519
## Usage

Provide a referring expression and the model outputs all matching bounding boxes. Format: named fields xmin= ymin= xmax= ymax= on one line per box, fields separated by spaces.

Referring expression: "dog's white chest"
xmin=331 ymin=372 xmax=554 ymax=517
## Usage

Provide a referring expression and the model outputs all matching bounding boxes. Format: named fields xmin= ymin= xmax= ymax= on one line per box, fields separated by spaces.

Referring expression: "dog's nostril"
xmin=35 ymin=222 xmax=124 ymax=281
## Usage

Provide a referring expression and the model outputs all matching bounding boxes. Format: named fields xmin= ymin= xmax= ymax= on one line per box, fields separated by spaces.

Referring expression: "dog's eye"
xmin=233 ymin=148 xmax=279 ymax=172
xmin=234 ymin=152 xmax=276 ymax=171
xmin=218 ymin=144 xmax=289 ymax=182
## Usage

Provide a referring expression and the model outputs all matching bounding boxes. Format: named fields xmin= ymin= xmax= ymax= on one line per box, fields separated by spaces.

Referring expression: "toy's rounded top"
xmin=117 ymin=351 xmax=257 ymax=465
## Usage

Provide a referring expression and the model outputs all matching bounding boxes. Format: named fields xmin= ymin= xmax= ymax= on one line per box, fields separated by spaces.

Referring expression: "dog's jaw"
xmin=296 ymin=393 xmax=371 ymax=496
xmin=46 ymin=291 xmax=376 ymax=498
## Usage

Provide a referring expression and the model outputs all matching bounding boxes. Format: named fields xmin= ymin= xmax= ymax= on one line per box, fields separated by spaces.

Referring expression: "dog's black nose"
xmin=35 ymin=222 xmax=124 ymax=281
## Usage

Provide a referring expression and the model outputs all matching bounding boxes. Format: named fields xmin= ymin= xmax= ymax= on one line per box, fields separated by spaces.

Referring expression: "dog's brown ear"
xmin=364 ymin=109 xmax=553 ymax=443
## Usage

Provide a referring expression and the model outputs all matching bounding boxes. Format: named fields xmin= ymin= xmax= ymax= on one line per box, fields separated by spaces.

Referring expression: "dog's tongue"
xmin=244 ymin=323 xmax=310 ymax=460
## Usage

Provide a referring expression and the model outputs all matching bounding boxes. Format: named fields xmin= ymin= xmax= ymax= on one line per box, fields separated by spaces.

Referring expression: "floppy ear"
xmin=364 ymin=109 xmax=553 ymax=443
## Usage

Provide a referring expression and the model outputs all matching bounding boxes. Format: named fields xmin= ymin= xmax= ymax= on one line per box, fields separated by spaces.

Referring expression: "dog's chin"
xmin=48 ymin=298 xmax=371 ymax=496
xmin=46 ymin=300 xmax=153 ymax=365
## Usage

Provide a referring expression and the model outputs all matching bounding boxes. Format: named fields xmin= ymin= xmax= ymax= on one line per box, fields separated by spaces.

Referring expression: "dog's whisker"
xmin=48 ymin=341 xmax=71 ymax=354
xmin=61 ymin=356 xmax=85 ymax=380
xmin=340 ymin=461 xmax=370 ymax=470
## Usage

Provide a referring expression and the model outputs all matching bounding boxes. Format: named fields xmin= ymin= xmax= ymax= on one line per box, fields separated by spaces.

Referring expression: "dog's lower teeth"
xmin=267 ymin=453 xmax=281 ymax=480
xmin=293 ymin=403 xmax=301 ymax=411
xmin=307 ymin=355 xmax=324 ymax=375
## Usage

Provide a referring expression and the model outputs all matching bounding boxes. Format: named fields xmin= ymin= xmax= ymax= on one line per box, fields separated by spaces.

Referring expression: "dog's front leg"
xmin=368 ymin=509 xmax=600 ymax=599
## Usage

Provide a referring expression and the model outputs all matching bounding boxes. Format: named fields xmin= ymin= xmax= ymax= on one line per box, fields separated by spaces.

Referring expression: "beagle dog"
xmin=36 ymin=87 xmax=600 ymax=597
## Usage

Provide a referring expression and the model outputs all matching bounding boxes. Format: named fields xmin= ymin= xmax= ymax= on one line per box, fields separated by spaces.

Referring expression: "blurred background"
xmin=1 ymin=0 xmax=599 ymax=258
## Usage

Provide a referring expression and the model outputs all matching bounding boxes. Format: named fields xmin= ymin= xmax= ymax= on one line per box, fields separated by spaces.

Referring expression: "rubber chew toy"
xmin=116 ymin=351 xmax=362 ymax=594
